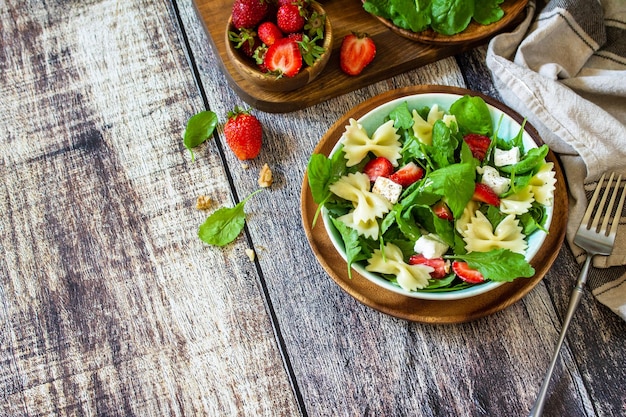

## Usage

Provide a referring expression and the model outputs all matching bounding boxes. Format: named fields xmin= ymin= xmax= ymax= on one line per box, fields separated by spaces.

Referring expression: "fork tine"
xmin=590 ymin=173 xmax=614 ymax=231
xmin=608 ymin=175 xmax=626 ymax=239
xmin=582 ymin=172 xmax=607 ymax=229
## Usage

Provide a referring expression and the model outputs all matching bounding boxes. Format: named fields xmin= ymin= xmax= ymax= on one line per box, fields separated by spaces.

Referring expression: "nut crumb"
xmin=196 ymin=195 xmax=212 ymax=210
xmin=258 ymin=163 xmax=273 ymax=188
xmin=245 ymin=248 xmax=255 ymax=262
xmin=241 ymin=162 xmax=249 ymax=169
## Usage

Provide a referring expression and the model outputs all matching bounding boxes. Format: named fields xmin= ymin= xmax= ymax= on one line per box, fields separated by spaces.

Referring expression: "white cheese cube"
xmin=494 ymin=147 xmax=521 ymax=167
xmin=478 ymin=165 xmax=510 ymax=195
xmin=413 ymin=233 xmax=449 ymax=259
xmin=372 ymin=176 xmax=403 ymax=204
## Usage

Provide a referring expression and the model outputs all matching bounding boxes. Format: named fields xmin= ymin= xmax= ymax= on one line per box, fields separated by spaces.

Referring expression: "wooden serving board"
xmin=193 ymin=0 xmax=527 ymax=113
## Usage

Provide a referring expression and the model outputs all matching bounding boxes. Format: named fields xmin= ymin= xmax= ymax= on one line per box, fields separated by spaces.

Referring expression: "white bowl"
xmin=321 ymin=92 xmax=553 ymax=300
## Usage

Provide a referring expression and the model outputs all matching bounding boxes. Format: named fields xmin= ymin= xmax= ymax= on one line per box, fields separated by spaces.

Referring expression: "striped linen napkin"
xmin=486 ymin=0 xmax=626 ymax=320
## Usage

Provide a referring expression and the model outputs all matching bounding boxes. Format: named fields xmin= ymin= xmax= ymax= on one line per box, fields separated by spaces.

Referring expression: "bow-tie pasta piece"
xmin=500 ymin=186 xmax=535 ymax=215
xmin=411 ymin=104 xmax=456 ymax=145
xmin=329 ymin=172 xmax=392 ymax=224
xmin=529 ymin=162 xmax=556 ymax=206
xmin=462 ymin=211 xmax=527 ymax=254
xmin=340 ymin=118 xmax=402 ymax=167
xmin=366 ymin=243 xmax=432 ymax=291
xmin=337 ymin=212 xmax=380 ymax=240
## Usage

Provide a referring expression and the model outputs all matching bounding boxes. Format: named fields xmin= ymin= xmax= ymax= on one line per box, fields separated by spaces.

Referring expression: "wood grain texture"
xmin=1 ymin=0 xmax=625 ymax=416
xmin=193 ymin=0 xmax=527 ymax=112
xmin=0 ymin=0 xmax=300 ymax=415
xmin=180 ymin=0 xmax=626 ymax=412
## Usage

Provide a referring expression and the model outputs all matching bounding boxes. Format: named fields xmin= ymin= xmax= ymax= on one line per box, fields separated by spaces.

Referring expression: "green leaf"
xmin=450 ymin=95 xmax=492 ymax=136
xmin=198 ymin=189 xmax=262 ymax=246
xmin=422 ymin=162 xmax=476 ymax=219
xmin=473 ymin=0 xmax=504 ymax=25
xmin=431 ymin=0 xmax=474 ymax=35
xmin=451 ymin=248 xmax=535 ymax=282
xmin=184 ymin=110 xmax=218 ymax=161
xmin=331 ymin=217 xmax=365 ymax=280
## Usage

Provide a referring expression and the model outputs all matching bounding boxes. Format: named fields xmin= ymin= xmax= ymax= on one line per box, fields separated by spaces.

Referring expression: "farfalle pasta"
xmin=341 ymin=118 xmax=402 ymax=167
xmin=366 ymin=243 xmax=432 ymax=291
xmin=462 ymin=211 xmax=527 ymax=254
xmin=529 ymin=162 xmax=557 ymax=206
xmin=328 ymin=172 xmax=392 ymax=224
xmin=500 ymin=186 xmax=535 ymax=215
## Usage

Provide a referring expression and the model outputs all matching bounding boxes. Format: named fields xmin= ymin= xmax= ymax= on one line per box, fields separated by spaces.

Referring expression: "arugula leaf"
xmin=184 ymin=110 xmax=218 ymax=161
xmin=198 ymin=189 xmax=262 ymax=246
xmin=451 ymin=248 xmax=535 ymax=282
xmin=389 ymin=101 xmax=414 ymax=130
xmin=431 ymin=120 xmax=457 ymax=169
xmin=499 ymin=144 xmax=549 ymax=175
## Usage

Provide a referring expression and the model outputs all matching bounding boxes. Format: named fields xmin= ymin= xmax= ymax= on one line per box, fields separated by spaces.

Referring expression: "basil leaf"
xmin=198 ymin=189 xmax=261 ymax=246
xmin=184 ymin=110 xmax=218 ymax=161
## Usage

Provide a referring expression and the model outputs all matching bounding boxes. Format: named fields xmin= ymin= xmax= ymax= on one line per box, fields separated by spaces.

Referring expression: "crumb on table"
xmin=196 ymin=195 xmax=212 ymax=210
xmin=258 ymin=163 xmax=273 ymax=188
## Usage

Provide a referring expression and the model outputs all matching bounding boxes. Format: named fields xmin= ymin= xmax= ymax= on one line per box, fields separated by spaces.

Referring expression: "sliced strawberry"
xmin=257 ymin=21 xmax=283 ymax=46
xmin=339 ymin=32 xmax=376 ymax=76
xmin=389 ymin=162 xmax=424 ymax=188
xmin=363 ymin=157 xmax=394 ymax=182
xmin=432 ymin=200 xmax=453 ymax=221
xmin=463 ymin=133 xmax=491 ymax=161
xmin=452 ymin=261 xmax=485 ymax=284
xmin=472 ymin=183 xmax=500 ymax=206
xmin=264 ymin=38 xmax=302 ymax=77
xmin=409 ymin=254 xmax=451 ymax=279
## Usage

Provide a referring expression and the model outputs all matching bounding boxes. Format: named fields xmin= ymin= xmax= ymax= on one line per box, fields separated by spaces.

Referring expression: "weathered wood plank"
xmin=0 ymin=0 xmax=300 ymax=415
xmin=180 ymin=0 xmax=626 ymax=414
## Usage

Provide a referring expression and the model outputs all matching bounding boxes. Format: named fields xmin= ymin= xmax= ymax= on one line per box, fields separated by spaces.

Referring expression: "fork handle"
xmin=528 ymin=255 xmax=592 ymax=417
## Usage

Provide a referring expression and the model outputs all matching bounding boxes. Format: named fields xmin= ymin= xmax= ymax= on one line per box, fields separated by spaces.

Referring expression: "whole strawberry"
xmin=224 ymin=106 xmax=263 ymax=160
xmin=232 ymin=0 xmax=268 ymax=29
xmin=277 ymin=3 xmax=305 ymax=33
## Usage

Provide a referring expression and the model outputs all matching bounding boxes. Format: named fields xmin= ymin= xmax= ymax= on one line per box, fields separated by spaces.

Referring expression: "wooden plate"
xmin=300 ymin=85 xmax=568 ymax=324
xmin=370 ymin=0 xmax=529 ymax=45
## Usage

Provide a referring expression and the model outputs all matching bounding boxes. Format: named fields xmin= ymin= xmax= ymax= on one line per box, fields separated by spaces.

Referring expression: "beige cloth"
xmin=486 ymin=0 xmax=626 ymax=320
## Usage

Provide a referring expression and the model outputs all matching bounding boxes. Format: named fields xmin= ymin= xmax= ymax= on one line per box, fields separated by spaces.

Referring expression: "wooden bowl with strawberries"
xmin=225 ymin=0 xmax=332 ymax=92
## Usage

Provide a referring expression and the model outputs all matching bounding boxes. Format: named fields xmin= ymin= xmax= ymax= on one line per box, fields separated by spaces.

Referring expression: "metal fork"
xmin=529 ymin=172 xmax=626 ymax=417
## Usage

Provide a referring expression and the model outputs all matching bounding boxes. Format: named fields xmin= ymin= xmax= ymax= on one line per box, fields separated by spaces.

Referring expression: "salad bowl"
xmin=301 ymin=85 xmax=568 ymax=323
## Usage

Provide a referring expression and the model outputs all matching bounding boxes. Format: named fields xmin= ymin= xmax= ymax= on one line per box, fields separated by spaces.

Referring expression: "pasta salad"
xmin=306 ymin=95 xmax=556 ymax=294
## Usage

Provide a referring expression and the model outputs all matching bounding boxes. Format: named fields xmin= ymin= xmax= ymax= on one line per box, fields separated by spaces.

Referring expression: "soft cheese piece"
xmin=494 ymin=147 xmax=521 ymax=167
xmin=372 ymin=176 xmax=403 ymax=204
xmin=413 ymin=233 xmax=449 ymax=259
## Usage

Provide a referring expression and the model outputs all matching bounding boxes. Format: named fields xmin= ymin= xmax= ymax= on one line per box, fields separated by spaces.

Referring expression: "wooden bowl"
xmin=225 ymin=1 xmax=332 ymax=92
xmin=371 ymin=0 xmax=528 ymax=45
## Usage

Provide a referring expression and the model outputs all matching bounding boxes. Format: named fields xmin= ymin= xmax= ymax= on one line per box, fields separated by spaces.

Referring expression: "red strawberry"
xmin=339 ymin=32 xmax=376 ymax=76
xmin=452 ymin=261 xmax=485 ymax=284
xmin=409 ymin=254 xmax=451 ymax=279
xmin=257 ymin=21 xmax=283 ymax=46
xmin=224 ymin=106 xmax=263 ymax=160
xmin=433 ymin=200 xmax=453 ymax=221
xmin=264 ymin=38 xmax=302 ymax=77
xmin=363 ymin=157 xmax=394 ymax=182
xmin=389 ymin=162 xmax=424 ymax=187
xmin=277 ymin=4 xmax=305 ymax=33
xmin=287 ymin=32 xmax=304 ymax=42
xmin=464 ymin=133 xmax=491 ymax=161
xmin=472 ymin=183 xmax=500 ymax=206
xmin=229 ymin=28 xmax=261 ymax=58
xmin=231 ymin=0 xmax=268 ymax=29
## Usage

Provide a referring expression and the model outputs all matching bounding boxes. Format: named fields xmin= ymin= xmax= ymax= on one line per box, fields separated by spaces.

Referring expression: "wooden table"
xmin=1 ymin=1 xmax=624 ymax=416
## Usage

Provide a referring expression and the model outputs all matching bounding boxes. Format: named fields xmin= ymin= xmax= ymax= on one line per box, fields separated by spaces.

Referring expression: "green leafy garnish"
xmin=450 ymin=249 xmax=535 ymax=282
xmin=198 ymin=189 xmax=262 ymax=246
xmin=183 ymin=110 xmax=218 ymax=161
